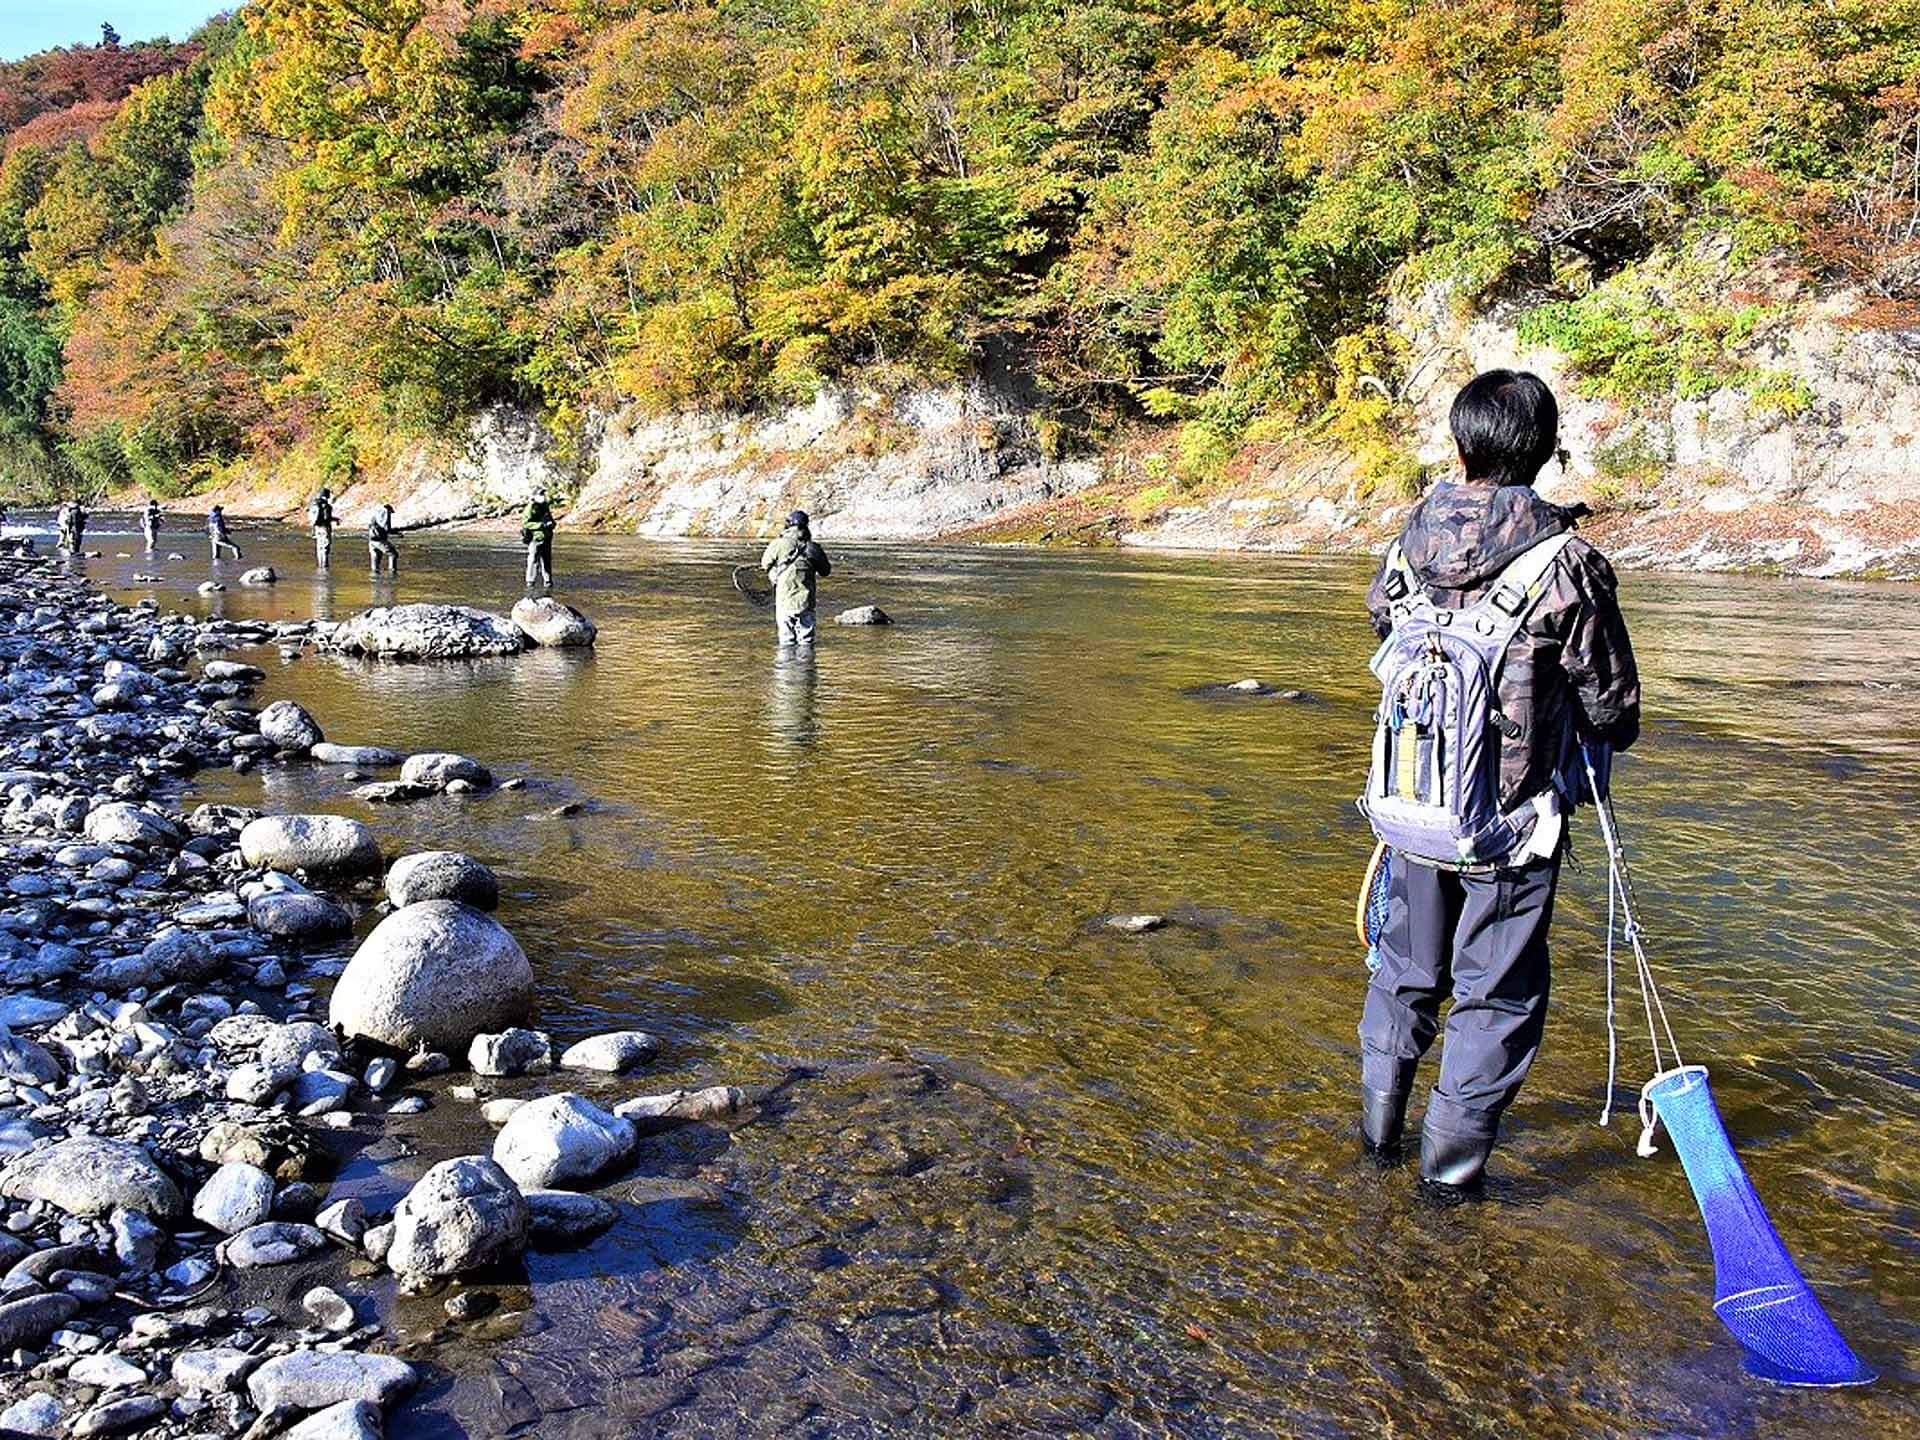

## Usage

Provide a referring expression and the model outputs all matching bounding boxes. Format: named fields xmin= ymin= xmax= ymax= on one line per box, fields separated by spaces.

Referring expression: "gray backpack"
xmin=1359 ymin=531 xmax=1575 ymax=866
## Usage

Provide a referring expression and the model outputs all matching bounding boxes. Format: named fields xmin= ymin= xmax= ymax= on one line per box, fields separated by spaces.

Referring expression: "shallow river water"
xmin=70 ymin=518 xmax=1920 ymax=1436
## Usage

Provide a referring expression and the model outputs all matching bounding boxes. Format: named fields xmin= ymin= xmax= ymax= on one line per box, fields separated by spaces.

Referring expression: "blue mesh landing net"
xmin=1360 ymin=845 xmax=1391 ymax=974
xmin=1644 ymin=1066 xmax=1875 ymax=1387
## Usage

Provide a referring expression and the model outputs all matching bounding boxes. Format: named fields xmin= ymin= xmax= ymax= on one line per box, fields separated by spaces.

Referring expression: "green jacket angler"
xmin=521 ymin=498 xmax=556 ymax=545
xmin=760 ymin=526 xmax=832 ymax=614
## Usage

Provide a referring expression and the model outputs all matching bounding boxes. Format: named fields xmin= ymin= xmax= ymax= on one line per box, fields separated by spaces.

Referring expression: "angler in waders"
xmin=759 ymin=510 xmax=831 ymax=647
xmin=309 ymin=487 xmax=335 ymax=567
xmin=207 ymin=505 xmax=242 ymax=562
xmin=368 ymin=503 xmax=399 ymax=576
xmin=521 ymin=489 xmax=556 ymax=590
xmin=142 ymin=499 xmax=162 ymax=550
xmin=1356 ymin=369 xmax=1640 ymax=1196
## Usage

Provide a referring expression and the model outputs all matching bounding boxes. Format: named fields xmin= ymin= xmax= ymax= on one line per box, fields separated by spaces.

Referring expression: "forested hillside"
xmin=0 ymin=0 xmax=1916 ymax=511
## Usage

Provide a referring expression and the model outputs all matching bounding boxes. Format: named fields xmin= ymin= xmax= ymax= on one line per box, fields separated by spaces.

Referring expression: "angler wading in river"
xmin=1356 ymin=369 xmax=1641 ymax=1196
xmin=760 ymin=509 xmax=832 ymax=647
xmin=368 ymin=501 xmax=399 ymax=576
xmin=207 ymin=504 xmax=242 ymax=562
xmin=310 ymin=486 xmax=335 ymax=567
xmin=142 ymin=498 xmax=161 ymax=550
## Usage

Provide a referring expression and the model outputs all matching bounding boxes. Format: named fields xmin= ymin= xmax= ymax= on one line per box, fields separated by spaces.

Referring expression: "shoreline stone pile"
xmin=0 ymin=557 xmax=747 ymax=1439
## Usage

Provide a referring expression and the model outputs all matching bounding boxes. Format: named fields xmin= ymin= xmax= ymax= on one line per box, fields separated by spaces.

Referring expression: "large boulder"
xmin=325 ymin=605 xmax=525 ymax=661
xmin=835 ymin=605 xmax=892 ymax=626
xmin=240 ymin=815 xmax=381 ymax=875
xmin=248 ymin=891 xmax=352 ymax=945
xmin=510 ymin=597 xmax=597 ymax=648
xmin=492 ymin=1093 xmax=635 ymax=1190
xmin=386 ymin=1156 xmax=529 ymax=1281
xmin=399 ymin=753 xmax=490 ymax=791
xmin=239 ymin=566 xmax=277 ymax=586
xmin=385 ymin=851 xmax=498 ymax=910
xmin=258 ymin=700 xmax=323 ymax=752
xmin=0 ymin=1137 xmax=183 ymax=1218
xmin=329 ymin=901 xmax=533 ymax=1052
xmin=82 ymin=802 xmax=180 ymax=849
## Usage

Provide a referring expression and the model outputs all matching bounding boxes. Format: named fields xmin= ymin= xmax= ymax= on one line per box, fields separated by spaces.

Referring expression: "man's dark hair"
xmin=1449 ymin=370 xmax=1560 ymax=486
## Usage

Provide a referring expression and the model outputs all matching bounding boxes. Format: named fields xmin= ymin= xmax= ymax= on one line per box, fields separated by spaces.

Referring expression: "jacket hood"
xmin=1401 ymin=481 xmax=1574 ymax=590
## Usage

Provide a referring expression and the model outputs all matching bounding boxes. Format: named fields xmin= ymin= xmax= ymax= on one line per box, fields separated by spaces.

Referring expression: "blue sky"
xmin=1 ymin=3 xmax=228 ymax=63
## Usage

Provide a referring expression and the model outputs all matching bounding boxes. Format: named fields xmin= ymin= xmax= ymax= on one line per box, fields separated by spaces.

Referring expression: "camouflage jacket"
xmin=1366 ymin=480 xmax=1641 ymax=811
xmin=760 ymin=528 xmax=831 ymax=613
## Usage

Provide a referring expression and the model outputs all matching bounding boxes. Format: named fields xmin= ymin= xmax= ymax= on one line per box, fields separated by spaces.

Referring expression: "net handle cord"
xmin=1581 ymin=747 xmax=1687 ymax=1157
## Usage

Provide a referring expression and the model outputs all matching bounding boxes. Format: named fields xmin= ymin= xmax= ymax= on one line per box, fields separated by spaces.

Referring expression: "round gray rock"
xmin=82 ymin=802 xmax=180 ymax=848
xmin=399 ymin=752 xmax=491 ymax=791
xmin=240 ymin=815 xmax=381 ymax=875
xmin=258 ymin=700 xmax=322 ymax=752
xmin=835 ymin=605 xmax=892 ymax=625
xmin=558 ymin=1030 xmax=660 ymax=1074
xmin=329 ymin=901 xmax=533 ymax=1052
xmin=192 ymin=1162 xmax=276 ymax=1235
xmin=0 ymin=1136 xmax=184 ymax=1218
xmin=510 ymin=596 xmax=597 ymax=648
xmin=492 ymin=1093 xmax=635 ymax=1190
xmin=385 ymin=851 xmax=498 ymax=911
xmin=387 ymin=1155 xmax=529 ymax=1281
xmin=248 ymin=891 xmax=352 ymax=944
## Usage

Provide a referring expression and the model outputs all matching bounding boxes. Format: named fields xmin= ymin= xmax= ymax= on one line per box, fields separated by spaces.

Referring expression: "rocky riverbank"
xmin=0 ymin=556 xmax=753 ymax=1438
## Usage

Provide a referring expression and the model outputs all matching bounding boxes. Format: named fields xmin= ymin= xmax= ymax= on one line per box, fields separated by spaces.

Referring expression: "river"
xmin=65 ymin=517 xmax=1920 ymax=1436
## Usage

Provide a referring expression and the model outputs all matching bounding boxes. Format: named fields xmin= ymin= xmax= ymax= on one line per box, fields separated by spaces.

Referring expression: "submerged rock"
xmin=525 ymin=1189 xmax=619 ymax=1245
xmin=330 ymin=901 xmax=534 ymax=1052
xmin=325 ymin=604 xmax=525 ymax=660
xmin=492 ymin=1093 xmax=636 ymax=1190
xmin=310 ymin=742 xmax=404 ymax=767
xmin=386 ymin=1155 xmax=529 ymax=1281
xmin=835 ymin=605 xmax=892 ymax=626
xmin=510 ymin=596 xmax=597 ymax=647
xmin=385 ymin=850 xmax=498 ymax=910
xmin=239 ymin=566 xmax=278 ymax=585
xmin=612 ymin=1085 xmax=746 ymax=1133
xmin=240 ymin=814 xmax=382 ymax=875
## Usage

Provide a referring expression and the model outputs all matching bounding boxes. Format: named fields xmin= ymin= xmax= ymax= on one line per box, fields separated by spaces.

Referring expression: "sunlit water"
xmin=59 ymin=515 xmax=1920 ymax=1436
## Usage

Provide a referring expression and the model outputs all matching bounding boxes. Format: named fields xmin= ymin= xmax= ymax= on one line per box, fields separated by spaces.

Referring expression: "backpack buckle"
xmin=1488 ymin=582 xmax=1527 ymax=616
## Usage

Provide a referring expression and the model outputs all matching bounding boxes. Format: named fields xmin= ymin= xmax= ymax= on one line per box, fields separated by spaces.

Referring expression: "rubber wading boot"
xmin=1360 ymin=1086 xmax=1410 ymax=1162
xmin=1417 ymin=1122 xmax=1494 ymax=1199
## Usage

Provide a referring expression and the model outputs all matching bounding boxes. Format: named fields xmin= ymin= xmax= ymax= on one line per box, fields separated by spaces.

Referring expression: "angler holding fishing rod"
xmin=1354 ymin=369 xmax=1641 ymax=1196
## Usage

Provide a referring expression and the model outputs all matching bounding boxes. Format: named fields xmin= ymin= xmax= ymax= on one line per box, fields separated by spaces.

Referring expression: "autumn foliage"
xmin=0 ymin=0 xmax=1917 ymax=497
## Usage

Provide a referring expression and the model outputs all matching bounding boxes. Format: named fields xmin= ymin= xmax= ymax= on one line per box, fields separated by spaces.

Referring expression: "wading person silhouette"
xmin=368 ymin=502 xmax=399 ymax=576
xmin=1356 ymin=369 xmax=1641 ymax=1196
xmin=309 ymin=487 xmax=335 ymax=567
xmin=207 ymin=505 xmax=242 ymax=561
xmin=759 ymin=509 xmax=832 ymax=648
xmin=521 ymin=489 xmax=556 ymax=590
xmin=142 ymin=499 xmax=161 ymax=550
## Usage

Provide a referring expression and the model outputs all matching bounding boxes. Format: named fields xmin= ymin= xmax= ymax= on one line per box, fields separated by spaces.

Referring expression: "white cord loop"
xmin=1583 ymin=748 xmax=1684 ymax=1155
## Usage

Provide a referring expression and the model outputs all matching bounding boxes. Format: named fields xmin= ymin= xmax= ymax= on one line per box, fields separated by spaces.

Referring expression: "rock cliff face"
xmin=568 ymin=382 xmax=1100 ymax=539
xmin=204 ymin=296 xmax=1920 ymax=578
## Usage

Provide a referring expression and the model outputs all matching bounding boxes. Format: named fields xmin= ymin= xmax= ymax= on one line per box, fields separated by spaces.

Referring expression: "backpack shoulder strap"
xmin=1471 ymin=530 xmax=1577 ymax=666
xmin=1379 ymin=539 xmax=1426 ymax=620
